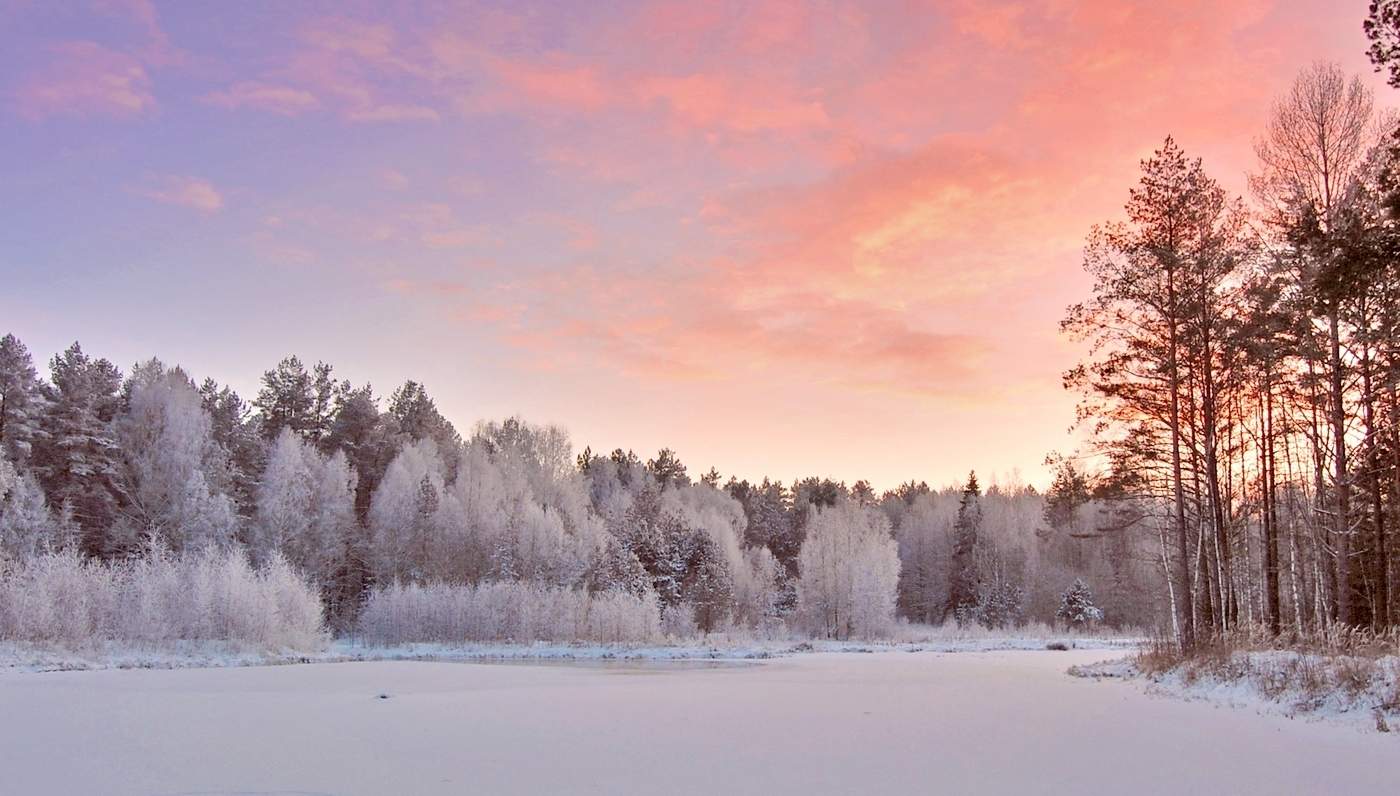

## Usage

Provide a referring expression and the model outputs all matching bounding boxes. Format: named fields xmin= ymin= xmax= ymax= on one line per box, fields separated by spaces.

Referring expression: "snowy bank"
xmin=1071 ymin=651 xmax=1400 ymax=734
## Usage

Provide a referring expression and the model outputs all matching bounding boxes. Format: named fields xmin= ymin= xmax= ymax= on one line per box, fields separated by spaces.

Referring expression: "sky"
xmin=0 ymin=0 xmax=1390 ymax=492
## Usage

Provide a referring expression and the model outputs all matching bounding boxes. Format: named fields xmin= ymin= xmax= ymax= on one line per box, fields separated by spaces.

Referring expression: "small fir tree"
xmin=1057 ymin=578 xmax=1104 ymax=627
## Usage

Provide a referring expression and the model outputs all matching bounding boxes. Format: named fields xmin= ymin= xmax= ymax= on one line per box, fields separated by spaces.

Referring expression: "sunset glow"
xmin=2 ymin=0 xmax=1384 ymax=489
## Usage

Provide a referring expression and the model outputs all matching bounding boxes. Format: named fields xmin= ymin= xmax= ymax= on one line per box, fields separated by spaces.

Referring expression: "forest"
xmin=0 ymin=330 xmax=1150 ymax=648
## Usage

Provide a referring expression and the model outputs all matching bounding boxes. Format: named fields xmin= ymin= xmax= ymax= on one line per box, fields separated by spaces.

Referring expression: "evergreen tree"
xmin=0 ymin=334 xmax=43 ymax=465
xmin=1043 ymin=454 xmax=1091 ymax=531
xmin=199 ymin=378 xmax=264 ymax=517
xmin=699 ymin=466 xmax=721 ymax=488
xmin=589 ymin=534 xmax=651 ymax=596
xmin=947 ymin=471 xmax=982 ymax=622
xmin=850 ymin=480 xmax=876 ymax=506
xmin=387 ymin=380 xmax=461 ymax=455
xmin=680 ymin=528 xmax=734 ymax=632
xmin=254 ymin=356 xmax=314 ymax=439
xmin=978 ymin=576 xmax=1026 ymax=629
xmin=1057 ymin=578 xmax=1104 ymax=627
xmin=31 ymin=343 xmax=124 ymax=555
xmin=324 ymin=384 xmax=394 ymax=520
xmin=646 ymin=448 xmax=689 ymax=488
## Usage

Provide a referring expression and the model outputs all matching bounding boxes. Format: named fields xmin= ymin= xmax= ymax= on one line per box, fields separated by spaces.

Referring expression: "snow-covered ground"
xmin=0 ymin=635 xmax=1141 ymax=671
xmin=2 ymin=649 xmax=1398 ymax=795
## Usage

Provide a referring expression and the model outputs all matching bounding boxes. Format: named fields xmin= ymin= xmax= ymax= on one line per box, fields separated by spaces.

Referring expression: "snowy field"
xmin=3 ymin=650 xmax=1398 ymax=795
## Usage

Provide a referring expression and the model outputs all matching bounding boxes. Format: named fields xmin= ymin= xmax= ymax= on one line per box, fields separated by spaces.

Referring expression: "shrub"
xmin=0 ymin=548 xmax=327 ymax=652
xmin=355 ymin=581 xmax=665 ymax=645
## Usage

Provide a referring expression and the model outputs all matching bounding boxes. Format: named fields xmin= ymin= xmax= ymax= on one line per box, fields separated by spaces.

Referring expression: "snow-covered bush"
xmin=1057 ymin=578 xmax=1104 ymax=627
xmin=0 ymin=548 xmax=326 ymax=651
xmin=355 ymin=580 xmax=664 ymax=645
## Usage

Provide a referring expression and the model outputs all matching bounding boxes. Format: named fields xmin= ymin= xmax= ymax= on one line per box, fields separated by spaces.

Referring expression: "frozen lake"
xmin=2 ymin=649 xmax=1396 ymax=795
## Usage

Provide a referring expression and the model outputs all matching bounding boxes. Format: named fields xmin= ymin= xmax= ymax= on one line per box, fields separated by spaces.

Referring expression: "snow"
xmin=2 ymin=649 xmax=1398 ymax=795
xmin=1104 ymin=651 xmax=1400 ymax=735
xmin=0 ymin=635 xmax=1140 ymax=672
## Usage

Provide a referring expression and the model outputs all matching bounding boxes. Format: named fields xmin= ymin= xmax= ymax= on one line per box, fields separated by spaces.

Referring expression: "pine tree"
xmin=31 ymin=343 xmax=124 ymax=555
xmin=199 ymin=378 xmax=264 ymax=517
xmin=254 ymin=356 xmax=314 ymax=439
xmin=978 ymin=577 xmax=1026 ymax=630
xmin=324 ymin=384 xmax=394 ymax=520
xmin=947 ymin=471 xmax=982 ymax=622
xmin=0 ymin=334 xmax=43 ymax=465
xmin=388 ymin=380 xmax=461 ymax=456
xmin=646 ymin=448 xmax=689 ymax=488
xmin=680 ymin=528 xmax=734 ymax=632
xmin=589 ymin=535 xmax=650 ymax=596
xmin=1057 ymin=578 xmax=1105 ymax=627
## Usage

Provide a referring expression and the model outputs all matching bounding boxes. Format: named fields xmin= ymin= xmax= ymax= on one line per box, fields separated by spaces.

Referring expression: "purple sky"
xmin=1 ymin=0 xmax=1388 ymax=489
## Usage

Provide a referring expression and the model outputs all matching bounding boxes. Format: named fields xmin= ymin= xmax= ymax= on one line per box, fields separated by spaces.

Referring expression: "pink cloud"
xmin=345 ymin=103 xmax=440 ymax=123
xmin=488 ymin=58 xmax=613 ymax=112
xmin=203 ymin=81 xmax=319 ymax=115
xmin=639 ymin=73 xmax=829 ymax=134
xmin=133 ymin=175 xmax=224 ymax=213
xmin=12 ymin=41 xmax=154 ymax=119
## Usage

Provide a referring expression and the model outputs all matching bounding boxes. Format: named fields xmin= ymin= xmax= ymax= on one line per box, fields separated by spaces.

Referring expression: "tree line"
xmin=0 ymin=335 xmax=1138 ymax=640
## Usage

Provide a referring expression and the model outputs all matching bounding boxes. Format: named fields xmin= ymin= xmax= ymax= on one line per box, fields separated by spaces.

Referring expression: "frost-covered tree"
xmin=1057 ymin=578 xmax=1105 ymax=627
xmin=368 ymin=438 xmax=446 ymax=583
xmin=0 ymin=458 xmax=14 ymax=501
xmin=31 ymin=343 xmax=124 ymax=554
xmin=796 ymin=500 xmax=900 ymax=640
xmin=733 ymin=545 xmax=783 ymax=629
xmin=254 ymin=428 xmax=315 ymax=563
xmin=0 ymin=469 xmax=78 ymax=558
xmin=255 ymin=427 xmax=358 ymax=601
xmin=116 ymin=361 xmax=237 ymax=553
xmin=0 ymin=333 xmax=43 ymax=465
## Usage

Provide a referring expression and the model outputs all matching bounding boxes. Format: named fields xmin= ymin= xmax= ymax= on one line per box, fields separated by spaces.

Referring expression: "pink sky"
xmin=1 ymin=0 xmax=1389 ymax=490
